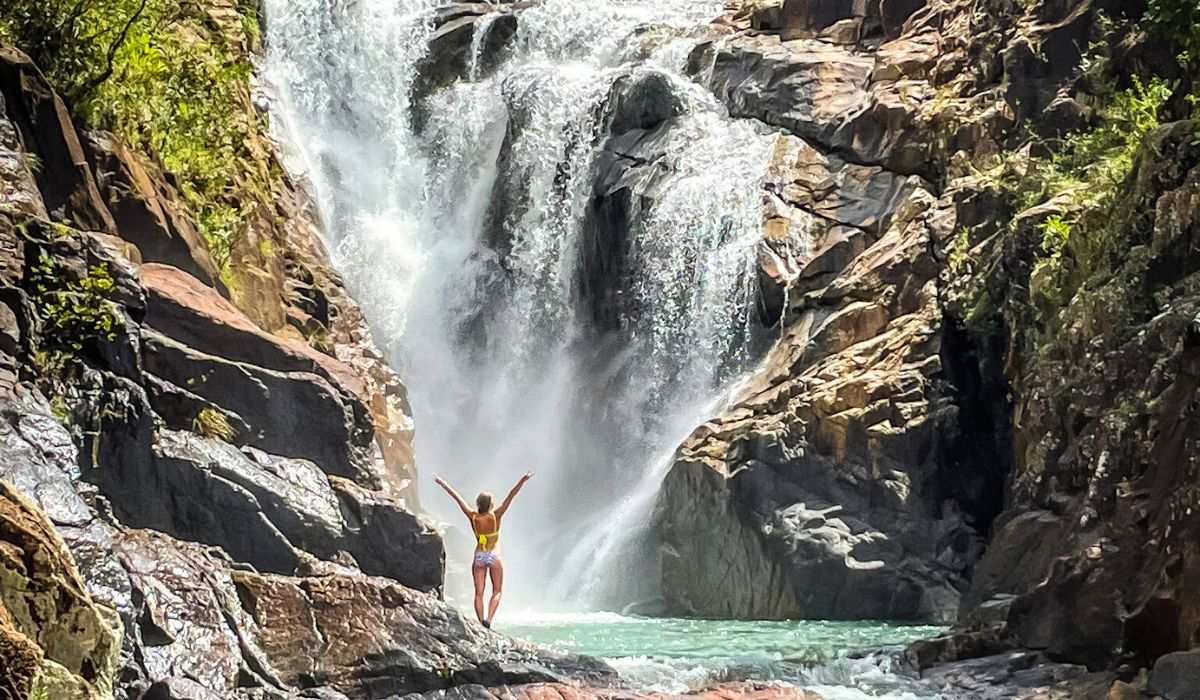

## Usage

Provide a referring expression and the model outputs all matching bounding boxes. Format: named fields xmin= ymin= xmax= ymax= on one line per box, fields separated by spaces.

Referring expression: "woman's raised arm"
xmin=433 ymin=474 xmax=472 ymax=516
xmin=496 ymin=472 xmax=532 ymax=517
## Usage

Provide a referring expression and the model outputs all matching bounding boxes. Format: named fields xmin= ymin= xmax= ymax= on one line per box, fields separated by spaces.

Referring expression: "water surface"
xmin=497 ymin=612 xmax=949 ymax=699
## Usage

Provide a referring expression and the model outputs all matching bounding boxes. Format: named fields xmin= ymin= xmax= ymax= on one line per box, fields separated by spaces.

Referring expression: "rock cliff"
xmin=645 ymin=0 xmax=1200 ymax=692
xmin=410 ymin=8 xmax=1200 ymax=691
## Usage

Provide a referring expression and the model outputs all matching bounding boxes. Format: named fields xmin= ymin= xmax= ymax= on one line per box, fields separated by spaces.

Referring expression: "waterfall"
xmin=264 ymin=0 xmax=799 ymax=609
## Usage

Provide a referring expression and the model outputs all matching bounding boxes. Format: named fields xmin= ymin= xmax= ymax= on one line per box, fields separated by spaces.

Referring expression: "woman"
xmin=432 ymin=471 xmax=532 ymax=627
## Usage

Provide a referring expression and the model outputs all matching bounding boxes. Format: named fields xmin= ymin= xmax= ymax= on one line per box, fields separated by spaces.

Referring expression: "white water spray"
xmin=264 ymin=0 xmax=800 ymax=609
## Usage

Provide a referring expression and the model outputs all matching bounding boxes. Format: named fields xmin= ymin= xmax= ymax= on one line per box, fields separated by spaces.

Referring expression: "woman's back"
xmin=471 ymin=512 xmax=500 ymax=551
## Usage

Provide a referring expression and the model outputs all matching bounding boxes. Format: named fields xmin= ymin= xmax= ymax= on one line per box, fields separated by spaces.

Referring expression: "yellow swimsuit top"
xmin=472 ymin=513 xmax=500 ymax=551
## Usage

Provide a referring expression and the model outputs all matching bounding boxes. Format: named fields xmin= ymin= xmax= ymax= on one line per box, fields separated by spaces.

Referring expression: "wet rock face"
xmin=652 ymin=5 xmax=989 ymax=616
xmin=581 ymin=73 xmax=687 ymax=332
xmin=410 ymin=3 xmax=519 ymax=132
xmin=0 ymin=479 xmax=121 ymax=699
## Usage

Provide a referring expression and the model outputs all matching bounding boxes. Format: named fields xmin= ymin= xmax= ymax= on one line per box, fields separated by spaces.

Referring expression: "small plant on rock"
xmin=1032 ymin=214 xmax=1073 ymax=308
xmin=30 ymin=253 xmax=120 ymax=360
xmin=192 ymin=406 xmax=238 ymax=442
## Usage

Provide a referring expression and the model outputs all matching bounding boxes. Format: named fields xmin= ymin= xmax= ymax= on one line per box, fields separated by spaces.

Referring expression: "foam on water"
xmin=496 ymin=612 xmax=949 ymax=698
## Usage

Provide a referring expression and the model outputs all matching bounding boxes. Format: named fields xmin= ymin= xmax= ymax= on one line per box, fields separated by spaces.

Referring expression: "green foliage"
xmin=192 ymin=406 xmax=237 ymax=442
xmin=1032 ymin=214 xmax=1073 ymax=308
xmin=1144 ymin=0 xmax=1200 ymax=67
xmin=1038 ymin=214 xmax=1072 ymax=256
xmin=30 ymin=252 xmax=119 ymax=358
xmin=980 ymin=77 xmax=1173 ymax=315
xmin=0 ymin=0 xmax=267 ymax=271
xmin=947 ymin=226 xmax=973 ymax=275
xmin=1017 ymin=77 xmax=1171 ymax=213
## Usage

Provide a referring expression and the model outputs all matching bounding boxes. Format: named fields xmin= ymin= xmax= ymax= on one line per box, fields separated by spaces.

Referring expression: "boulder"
xmin=1147 ymin=650 xmax=1200 ymax=700
xmin=94 ymin=427 xmax=443 ymax=591
xmin=0 ymin=47 xmax=114 ymax=232
xmin=142 ymin=329 xmax=374 ymax=484
xmin=140 ymin=263 xmax=371 ymax=406
xmin=231 ymin=568 xmax=611 ymax=696
xmin=112 ymin=528 xmax=611 ymax=698
xmin=84 ymin=133 xmax=224 ymax=291
xmin=328 ymin=475 xmax=444 ymax=591
xmin=0 ymin=479 xmax=121 ymax=699
xmin=920 ymin=651 xmax=1115 ymax=699
xmin=139 ymin=263 xmax=394 ymax=488
xmin=115 ymin=529 xmax=283 ymax=694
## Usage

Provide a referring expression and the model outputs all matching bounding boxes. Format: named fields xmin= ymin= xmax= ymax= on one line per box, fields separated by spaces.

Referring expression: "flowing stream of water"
xmin=264 ymin=0 xmax=792 ymax=609
xmin=497 ymin=613 xmax=949 ymax=699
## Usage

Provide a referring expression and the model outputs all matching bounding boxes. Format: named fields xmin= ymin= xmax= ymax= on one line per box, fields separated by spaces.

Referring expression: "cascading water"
xmin=263 ymin=0 xmax=795 ymax=609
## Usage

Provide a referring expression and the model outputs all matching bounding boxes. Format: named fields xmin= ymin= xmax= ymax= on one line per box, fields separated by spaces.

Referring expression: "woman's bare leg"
xmin=472 ymin=561 xmax=488 ymax=623
xmin=486 ymin=557 xmax=504 ymax=623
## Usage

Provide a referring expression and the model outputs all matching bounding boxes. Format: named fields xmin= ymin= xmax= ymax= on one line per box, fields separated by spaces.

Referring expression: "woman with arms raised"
xmin=432 ymin=471 xmax=532 ymax=627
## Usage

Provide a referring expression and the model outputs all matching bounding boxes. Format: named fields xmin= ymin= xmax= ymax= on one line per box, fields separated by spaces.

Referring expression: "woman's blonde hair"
xmin=476 ymin=492 xmax=494 ymax=513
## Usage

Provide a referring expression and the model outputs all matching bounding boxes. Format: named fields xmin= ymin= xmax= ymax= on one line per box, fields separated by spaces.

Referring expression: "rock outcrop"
xmin=653 ymin=0 xmax=987 ymax=621
xmin=650 ymin=0 xmax=1200 ymax=686
xmin=656 ymin=168 xmax=976 ymax=621
xmin=0 ymin=479 xmax=120 ymax=699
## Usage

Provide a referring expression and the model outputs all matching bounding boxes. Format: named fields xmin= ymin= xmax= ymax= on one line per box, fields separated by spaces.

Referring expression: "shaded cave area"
xmin=936 ymin=312 xmax=1012 ymax=541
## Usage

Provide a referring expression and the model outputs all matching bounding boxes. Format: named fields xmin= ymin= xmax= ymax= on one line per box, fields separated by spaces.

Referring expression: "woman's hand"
xmin=521 ymin=471 xmax=533 ymax=482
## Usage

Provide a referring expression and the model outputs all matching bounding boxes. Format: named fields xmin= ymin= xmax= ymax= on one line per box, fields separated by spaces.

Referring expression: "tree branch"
xmin=77 ymin=0 xmax=148 ymax=97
